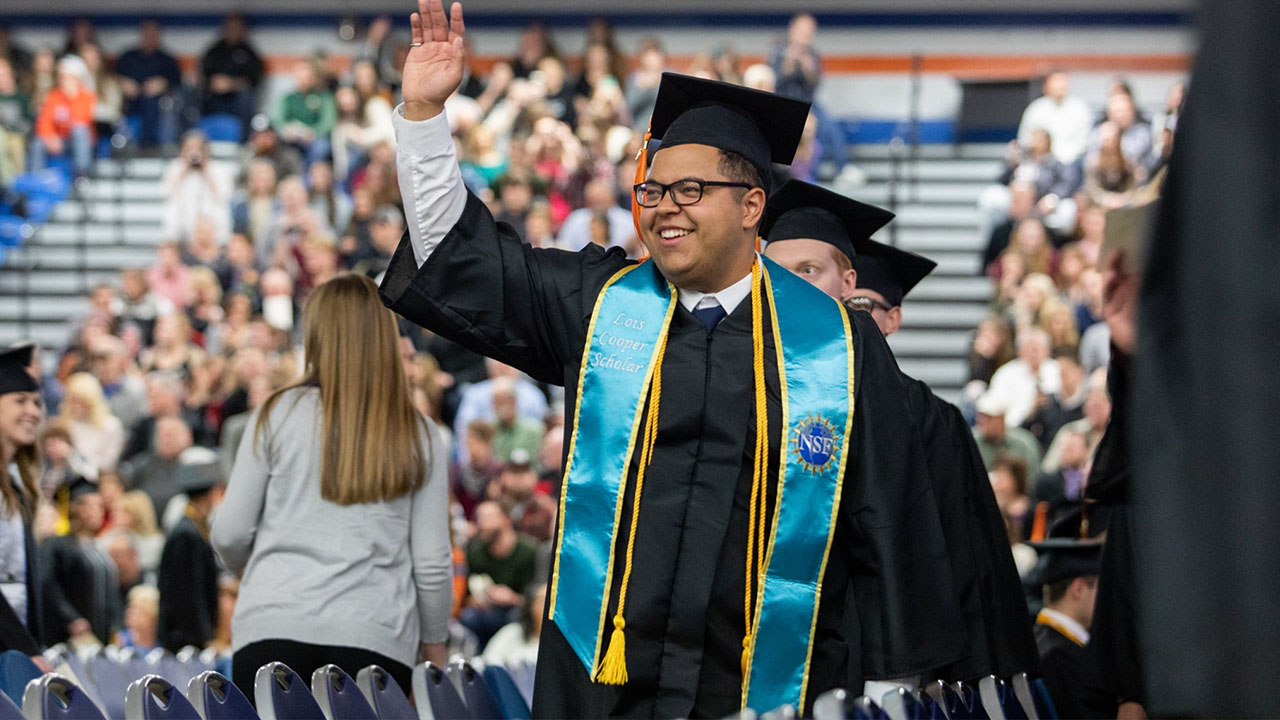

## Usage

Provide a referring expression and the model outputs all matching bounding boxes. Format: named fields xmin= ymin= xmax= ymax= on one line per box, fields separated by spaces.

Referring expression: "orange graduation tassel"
xmin=1029 ymin=501 xmax=1050 ymax=542
xmin=631 ymin=125 xmax=653 ymax=244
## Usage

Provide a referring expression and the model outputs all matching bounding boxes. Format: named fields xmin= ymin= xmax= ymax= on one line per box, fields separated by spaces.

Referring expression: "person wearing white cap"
xmin=30 ymin=54 xmax=95 ymax=176
xmin=972 ymin=392 xmax=1043 ymax=473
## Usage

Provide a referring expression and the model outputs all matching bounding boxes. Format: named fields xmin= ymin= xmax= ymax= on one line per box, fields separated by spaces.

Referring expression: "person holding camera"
xmin=161 ymin=129 xmax=232 ymax=243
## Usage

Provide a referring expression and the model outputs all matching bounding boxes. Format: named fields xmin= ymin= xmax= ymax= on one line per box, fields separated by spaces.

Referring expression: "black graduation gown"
xmin=157 ymin=516 xmax=220 ymax=652
xmin=39 ymin=535 xmax=120 ymax=646
xmin=916 ymin=384 xmax=1038 ymax=682
xmin=380 ymin=192 xmax=967 ymax=718
xmin=1032 ymin=622 xmax=1113 ymax=719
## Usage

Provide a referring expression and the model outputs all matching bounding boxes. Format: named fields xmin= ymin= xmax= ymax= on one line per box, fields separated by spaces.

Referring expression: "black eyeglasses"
xmin=846 ymin=296 xmax=895 ymax=313
xmin=633 ymin=179 xmax=755 ymax=208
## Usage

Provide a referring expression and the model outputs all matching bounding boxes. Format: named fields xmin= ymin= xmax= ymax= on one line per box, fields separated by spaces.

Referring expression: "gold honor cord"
xmin=594 ymin=315 xmax=671 ymax=685
xmin=743 ymin=259 xmax=770 ymax=678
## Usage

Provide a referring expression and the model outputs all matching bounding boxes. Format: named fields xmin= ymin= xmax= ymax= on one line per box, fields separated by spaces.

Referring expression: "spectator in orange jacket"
xmin=31 ymin=55 xmax=95 ymax=176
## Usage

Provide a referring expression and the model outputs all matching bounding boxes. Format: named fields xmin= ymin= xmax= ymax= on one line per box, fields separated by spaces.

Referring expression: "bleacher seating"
xmin=0 ymin=140 xmax=998 ymax=399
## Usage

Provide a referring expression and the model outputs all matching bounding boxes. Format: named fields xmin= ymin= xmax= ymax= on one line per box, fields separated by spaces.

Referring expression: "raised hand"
xmin=402 ymin=0 xmax=466 ymax=121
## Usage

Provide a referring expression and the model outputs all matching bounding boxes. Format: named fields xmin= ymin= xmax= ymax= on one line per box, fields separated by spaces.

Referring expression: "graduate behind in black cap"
xmin=40 ymin=476 xmax=120 ymax=647
xmin=760 ymin=179 xmax=892 ymax=301
xmin=158 ymin=446 xmax=224 ymax=653
xmin=0 ymin=345 xmax=46 ymax=656
xmin=1027 ymin=506 xmax=1114 ymax=719
xmin=761 ymin=181 xmax=1040 ymax=687
xmin=381 ymin=3 xmax=968 ymax=715
xmin=847 ymin=239 xmax=936 ymax=337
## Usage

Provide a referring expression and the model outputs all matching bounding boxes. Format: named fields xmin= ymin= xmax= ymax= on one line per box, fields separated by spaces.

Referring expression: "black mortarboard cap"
xmin=648 ymin=72 xmax=809 ymax=193
xmin=65 ymin=476 xmax=99 ymax=503
xmin=1027 ymin=505 xmax=1104 ymax=586
xmin=175 ymin=447 xmax=224 ymax=495
xmin=0 ymin=345 xmax=38 ymax=396
xmin=761 ymin=180 xmax=895 ymax=265
xmin=851 ymin=240 xmax=938 ymax=308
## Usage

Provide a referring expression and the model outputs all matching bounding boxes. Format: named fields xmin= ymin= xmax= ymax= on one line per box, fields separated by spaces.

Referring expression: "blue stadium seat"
xmin=0 ymin=649 xmax=42 ymax=705
xmin=978 ymin=676 xmax=1027 ymax=720
xmin=87 ymin=649 xmax=134 ymax=720
xmin=125 ymin=675 xmax=202 ymax=720
xmin=850 ymin=695 xmax=887 ymax=720
xmin=1013 ymin=674 xmax=1058 ymax=720
xmin=186 ymin=671 xmax=260 ymax=720
xmin=355 ymin=665 xmax=415 ymax=720
xmin=479 ymin=666 xmax=529 ymax=720
xmin=411 ymin=663 xmax=469 ymax=720
xmin=198 ymin=115 xmax=244 ymax=143
xmin=10 ymin=169 xmax=68 ymax=200
xmin=941 ymin=682 xmax=984 ymax=720
xmin=22 ymin=674 xmax=107 ymax=720
xmin=253 ymin=663 xmax=325 ymax=720
xmin=880 ymin=687 xmax=933 ymax=720
xmin=309 ymin=665 xmax=376 ymax=720
xmin=0 ymin=215 xmax=31 ymax=247
xmin=444 ymin=660 xmax=501 ymax=720
xmin=0 ymin=689 xmax=20 ymax=720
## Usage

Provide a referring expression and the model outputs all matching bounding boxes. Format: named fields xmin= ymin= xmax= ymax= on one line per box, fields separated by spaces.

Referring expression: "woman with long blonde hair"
xmin=57 ymin=372 xmax=125 ymax=473
xmin=212 ymin=274 xmax=452 ymax=695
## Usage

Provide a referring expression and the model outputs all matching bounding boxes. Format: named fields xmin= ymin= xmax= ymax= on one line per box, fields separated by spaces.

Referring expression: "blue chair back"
xmin=479 ymin=667 xmax=529 ymax=720
xmin=186 ymin=671 xmax=259 ymax=720
xmin=0 ymin=650 xmax=42 ymax=705
xmin=411 ymin=663 xmax=468 ymax=720
xmin=125 ymin=675 xmax=202 ymax=720
xmin=445 ymin=661 xmax=501 ymax=720
xmin=978 ymin=676 xmax=1027 ymax=720
xmin=355 ymin=666 xmax=415 ymax=720
xmin=22 ymin=674 xmax=106 ymax=720
xmin=850 ymin=696 xmax=887 ymax=720
xmin=1025 ymin=676 xmax=1058 ymax=720
xmin=197 ymin=115 xmax=244 ymax=143
xmin=309 ymin=665 xmax=376 ymax=720
xmin=254 ymin=663 xmax=325 ymax=720
xmin=880 ymin=687 xmax=931 ymax=720
xmin=943 ymin=682 xmax=984 ymax=720
xmin=88 ymin=651 xmax=134 ymax=720
xmin=0 ymin=690 xmax=22 ymax=720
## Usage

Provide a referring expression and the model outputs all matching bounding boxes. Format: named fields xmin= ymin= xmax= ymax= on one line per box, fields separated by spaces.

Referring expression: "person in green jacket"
xmin=273 ymin=58 xmax=335 ymax=166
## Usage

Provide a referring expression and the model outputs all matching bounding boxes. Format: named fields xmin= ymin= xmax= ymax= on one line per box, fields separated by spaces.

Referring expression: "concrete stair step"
xmin=0 ymin=296 xmax=89 ymax=322
xmin=858 ymin=159 xmax=1003 ymax=183
xmin=887 ymin=328 xmax=974 ymax=358
xmin=897 ymin=357 xmax=969 ymax=388
xmin=36 ymin=223 xmax=167 ymax=245
xmin=50 ymin=201 xmax=167 ymax=224
xmin=851 ymin=142 xmax=1008 ymax=161
xmin=891 ymin=228 xmax=985 ymax=254
xmin=847 ymin=182 xmax=989 ymax=206
xmin=909 ymin=275 xmax=992 ymax=302
xmin=0 ymin=322 xmax=67 ymax=348
xmin=21 ymin=244 xmax=158 ymax=270
xmin=900 ymin=302 xmax=991 ymax=329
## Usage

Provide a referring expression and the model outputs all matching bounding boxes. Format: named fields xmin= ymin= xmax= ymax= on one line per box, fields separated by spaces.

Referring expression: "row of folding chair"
xmin=9 ymin=656 xmax=532 ymax=720
xmin=800 ymin=674 xmax=1057 ymax=720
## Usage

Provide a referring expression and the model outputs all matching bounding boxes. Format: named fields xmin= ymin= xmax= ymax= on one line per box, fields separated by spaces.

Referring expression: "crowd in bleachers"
xmin=0 ymin=11 xmax=858 ymax=679
xmin=965 ymin=70 xmax=1183 ymax=568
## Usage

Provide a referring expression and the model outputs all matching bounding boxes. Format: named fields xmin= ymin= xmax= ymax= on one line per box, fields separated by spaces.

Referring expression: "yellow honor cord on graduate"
xmin=594 ymin=318 xmax=670 ymax=685
xmin=743 ymin=260 xmax=771 ymax=678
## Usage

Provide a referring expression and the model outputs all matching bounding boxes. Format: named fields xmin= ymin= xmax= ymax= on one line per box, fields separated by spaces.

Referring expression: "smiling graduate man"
xmin=379 ymin=2 xmax=966 ymax=716
xmin=762 ymin=180 xmax=1041 ymax=688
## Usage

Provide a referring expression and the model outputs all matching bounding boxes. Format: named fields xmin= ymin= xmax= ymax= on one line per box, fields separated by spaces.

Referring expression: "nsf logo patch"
xmin=791 ymin=415 xmax=840 ymax=474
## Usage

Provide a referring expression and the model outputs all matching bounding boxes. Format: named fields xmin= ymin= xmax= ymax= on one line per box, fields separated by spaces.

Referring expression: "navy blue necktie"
xmin=692 ymin=302 xmax=727 ymax=333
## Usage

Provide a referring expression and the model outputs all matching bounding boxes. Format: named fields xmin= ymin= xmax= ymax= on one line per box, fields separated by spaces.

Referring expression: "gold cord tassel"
xmin=595 ymin=329 xmax=669 ymax=685
xmin=741 ymin=260 xmax=770 ymax=684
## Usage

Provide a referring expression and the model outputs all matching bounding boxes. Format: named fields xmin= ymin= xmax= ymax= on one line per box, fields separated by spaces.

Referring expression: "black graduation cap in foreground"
xmin=648 ymin=72 xmax=810 ymax=193
xmin=761 ymin=180 xmax=896 ymax=265
xmin=851 ymin=239 xmax=938 ymax=308
xmin=0 ymin=345 xmax=38 ymax=396
xmin=64 ymin=476 xmax=99 ymax=503
xmin=1027 ymin=505 xmax=1104 ymax=587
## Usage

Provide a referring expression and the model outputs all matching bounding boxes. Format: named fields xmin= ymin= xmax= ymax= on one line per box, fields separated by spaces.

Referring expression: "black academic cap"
xmin=1027 ymin=505 xmax=1104 ymax=587
xmin=0 ymin=345 xmax=38 ymax=396
xmin=761 ymin=180 xmax=896 ymax=265
xmin=850 ymin=240 xmax=938 ymax=308
xmin=175 ymin=447 xmax=224 ymax=495
xmin=648 ymin=72 xmax=810 ymax=192
xmin=65 ymin=476 xmax=99 ymax=503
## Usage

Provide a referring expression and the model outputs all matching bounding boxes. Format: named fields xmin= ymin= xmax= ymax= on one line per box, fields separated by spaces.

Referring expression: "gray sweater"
xmin=211 ymin=387 xmax=452 ymax=666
